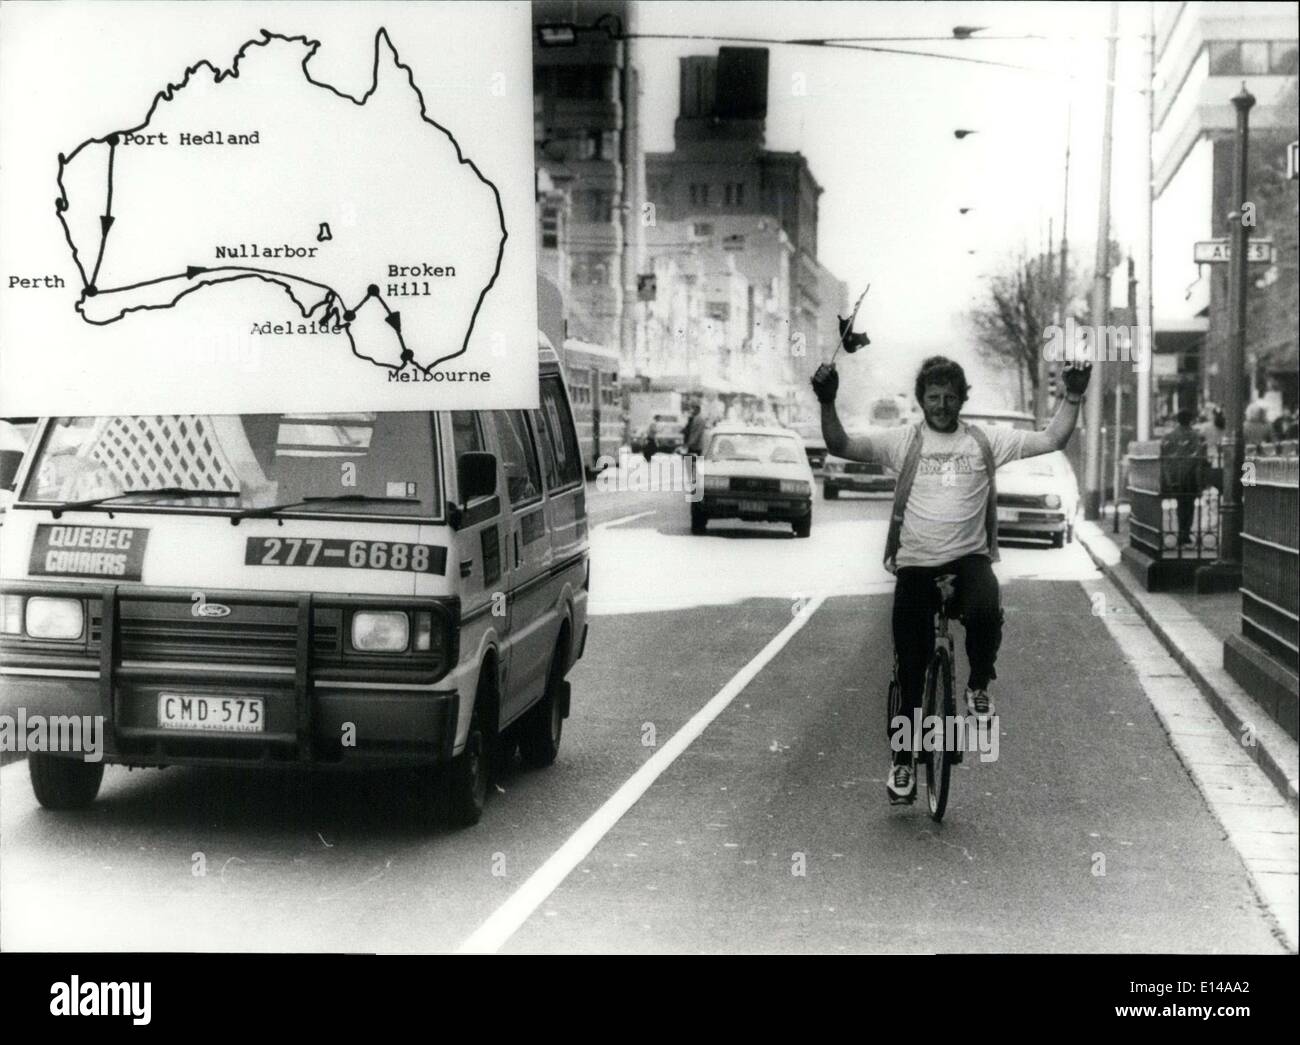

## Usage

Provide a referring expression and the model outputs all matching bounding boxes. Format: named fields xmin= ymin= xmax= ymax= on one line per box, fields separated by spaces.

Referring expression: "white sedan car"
xmin=692 ymin=424 xmax=815 ymax=538
xmin=995 ymin=450 xmax=1080 ymax=548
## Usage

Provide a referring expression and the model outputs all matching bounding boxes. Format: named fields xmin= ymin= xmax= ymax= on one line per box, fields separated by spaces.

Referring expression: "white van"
xmin=0 ymin=341 xmax=589 ymax=827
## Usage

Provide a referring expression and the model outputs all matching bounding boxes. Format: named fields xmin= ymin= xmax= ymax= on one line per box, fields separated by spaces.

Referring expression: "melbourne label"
xmin=245 ymin=537 xmax=447 ymax=575
xmin=29 ymin=524 xmax=148 ymax=580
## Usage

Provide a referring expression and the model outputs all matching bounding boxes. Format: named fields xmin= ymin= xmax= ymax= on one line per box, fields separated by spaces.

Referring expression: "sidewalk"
xmin=1078 ymin=516 xmax=1300 ymax=811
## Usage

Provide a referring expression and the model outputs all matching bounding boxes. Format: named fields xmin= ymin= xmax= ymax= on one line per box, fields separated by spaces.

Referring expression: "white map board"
xmin=0 ymin=0 xmax=538 ymax=414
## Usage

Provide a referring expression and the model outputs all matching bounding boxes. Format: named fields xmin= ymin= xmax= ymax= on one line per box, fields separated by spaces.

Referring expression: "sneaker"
xmin=965 ymin=686 xmax=995 ymax=723
xmin=886 ymin=762 xmax=916 ymax=804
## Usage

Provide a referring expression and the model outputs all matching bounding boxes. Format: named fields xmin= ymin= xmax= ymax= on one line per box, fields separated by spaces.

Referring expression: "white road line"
xmin=455 ymin=594 xmax=826 ymax=954
xmin=593 ymin=509 xmax=657 ymax=531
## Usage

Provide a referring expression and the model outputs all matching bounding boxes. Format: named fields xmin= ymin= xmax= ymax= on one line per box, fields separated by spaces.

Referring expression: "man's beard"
xmin=925 ymin=410 xmax=959 ymax=433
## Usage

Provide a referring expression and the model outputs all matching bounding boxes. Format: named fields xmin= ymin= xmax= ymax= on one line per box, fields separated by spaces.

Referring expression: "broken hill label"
xmin=29 ymin=524 xmax=148 ymax=580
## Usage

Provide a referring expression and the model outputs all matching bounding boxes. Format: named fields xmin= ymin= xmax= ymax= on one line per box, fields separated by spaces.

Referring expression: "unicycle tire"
xmin=922 ymin=646 xmax=954 ymax=821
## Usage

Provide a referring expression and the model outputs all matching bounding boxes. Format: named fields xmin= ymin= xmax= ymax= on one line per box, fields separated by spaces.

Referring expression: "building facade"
xmin=645 ymin=47 xmax=846 ymax=400
xmin=533 ymin=0 xmax=643 ymax=355
xmin=1152 ymin=1 xmax=1299 ymax=417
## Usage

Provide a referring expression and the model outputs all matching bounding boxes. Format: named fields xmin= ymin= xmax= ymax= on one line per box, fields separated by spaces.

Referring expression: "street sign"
xmin=1192 ymin=239 xmax=1275 ymax=264
xmin=1288 ymin=140 xmax=1299 ymax=181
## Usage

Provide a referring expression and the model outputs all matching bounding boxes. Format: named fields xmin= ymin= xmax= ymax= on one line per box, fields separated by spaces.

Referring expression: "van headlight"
xmin=1043 ymin=493 xmax=1061 ymax=509
xmin=25 ymin=597 xmax=84 ymax=640
xmin=351 ymin=610 xmax=410 ymax=653
xmin=780 ymin=480 xmax=811 ymax=495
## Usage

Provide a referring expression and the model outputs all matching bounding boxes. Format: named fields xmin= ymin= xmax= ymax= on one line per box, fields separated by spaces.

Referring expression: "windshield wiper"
xmin=229 ymin=493 xmax=420 ymax=525
xmin=50 ymin=487 xmax=239 ymax=519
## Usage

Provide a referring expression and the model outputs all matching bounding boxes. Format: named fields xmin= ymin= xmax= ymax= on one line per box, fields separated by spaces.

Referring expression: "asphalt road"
xmin=0 ymin=468 xmax=1284 ymax=952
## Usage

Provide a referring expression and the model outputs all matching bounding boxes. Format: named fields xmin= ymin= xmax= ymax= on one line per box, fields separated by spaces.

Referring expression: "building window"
xmin=540 ymin=205 xmax=560 ymax=249
xmin=1209 ymin=40 xmax=1299 ymax=76
xmin=689 ymin=183 xmax=711 ymax=206
xmin=1240 ymin=41 xmax=1270 ymax=74
xmin=724 ymin=182 xmax=745 ymax=206
xmin=1271 ymin=41 xmax=1299 ymax=74
xmin=535 ymin=65 xmax=612 ymax=101
xmin=575 ymin=189 xmax=614 ymax=223
xmin=1209 ymin=41 xmax=1240 ymax=76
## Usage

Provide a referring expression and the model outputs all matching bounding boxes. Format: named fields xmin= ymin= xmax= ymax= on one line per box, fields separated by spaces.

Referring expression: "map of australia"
xmin=55 ymin=28 xmax=507 ymax=377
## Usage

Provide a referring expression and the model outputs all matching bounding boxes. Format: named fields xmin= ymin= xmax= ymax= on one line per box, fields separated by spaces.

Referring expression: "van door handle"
xmin=513 ymin=529 xmax=522 ymax=568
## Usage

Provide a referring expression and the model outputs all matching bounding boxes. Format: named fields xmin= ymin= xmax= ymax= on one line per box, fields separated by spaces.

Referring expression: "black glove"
xmin=1062 ymin=361 xmax=1092 ymax=398
xmin=811 ymin=363 xmax=839 ymax=404
xmin=838 ymin=315 xmax=870 ymax=353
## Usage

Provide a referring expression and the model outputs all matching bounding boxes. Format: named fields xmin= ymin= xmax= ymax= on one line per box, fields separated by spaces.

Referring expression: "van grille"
xmin=90 ymin=601 xmax=341 ymax=665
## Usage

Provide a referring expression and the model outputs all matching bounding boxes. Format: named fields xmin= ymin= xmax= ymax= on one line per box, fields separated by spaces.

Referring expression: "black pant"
xmin=890 ymin=554 xmax=1003 ymax=753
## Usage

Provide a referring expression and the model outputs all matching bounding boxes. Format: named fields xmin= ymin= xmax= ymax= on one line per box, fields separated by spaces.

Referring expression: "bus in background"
xmin=561 ymin=338 xmax=620 ymax=475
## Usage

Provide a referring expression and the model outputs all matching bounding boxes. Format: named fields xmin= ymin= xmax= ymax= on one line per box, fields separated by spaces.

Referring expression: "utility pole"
xmin=1084 ymin=0 xmax=1119 ymax=521
xmin=1198 ymin=84 xmax=1255 ymax=592
xmin=618 ymin=26 xmax=642 ymax=376
xmin=1136 ymin=0 xmax=1155 ymax=441
xmin=1049 ymin=93 xmax=1072 ymax=424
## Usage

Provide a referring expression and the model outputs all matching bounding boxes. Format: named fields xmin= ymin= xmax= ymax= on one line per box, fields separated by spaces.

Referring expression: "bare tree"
xmin=967 ymin=251 xmax=1062 ymax=407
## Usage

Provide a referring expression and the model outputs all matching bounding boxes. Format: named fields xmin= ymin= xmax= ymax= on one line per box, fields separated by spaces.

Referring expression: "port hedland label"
xmin=0 ymin=5 xmax=538 ymax=415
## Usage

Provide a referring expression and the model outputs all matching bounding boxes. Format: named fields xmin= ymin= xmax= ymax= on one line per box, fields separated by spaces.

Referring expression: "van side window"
xmin=487 ymin=411 xmax=541 ymax=506
xmin=530 ymin=410 xmax=560 ymax=490
xmin=451 ymin=411 xmax=486 ymax=457
xmin=538 ymin=376 xmax=584 ymax=487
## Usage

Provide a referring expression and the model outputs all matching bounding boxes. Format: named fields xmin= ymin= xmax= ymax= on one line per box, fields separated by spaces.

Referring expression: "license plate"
xmin=997 ymin=508 xmax=1018 ymax=522
xmin=158 ymin=694 xmax=264 ymax=733
xmin=739 ymin=500 xmax=767 ymax=513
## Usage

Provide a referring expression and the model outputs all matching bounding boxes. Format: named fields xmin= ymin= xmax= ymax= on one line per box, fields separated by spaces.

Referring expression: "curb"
xmin=1077 ymin=520 xmax=1300 ymax=812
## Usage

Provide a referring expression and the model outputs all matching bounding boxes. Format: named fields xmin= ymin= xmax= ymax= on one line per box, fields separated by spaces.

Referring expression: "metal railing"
xmin=1241 ymin=441 xmax=1299 ymax=673
xmin=1126 ymin=440 xmax=1221 ymax=561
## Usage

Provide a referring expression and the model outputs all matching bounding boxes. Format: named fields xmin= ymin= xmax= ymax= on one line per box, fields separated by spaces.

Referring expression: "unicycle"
xmin=888 ymin=573 xmax=960 ymax=822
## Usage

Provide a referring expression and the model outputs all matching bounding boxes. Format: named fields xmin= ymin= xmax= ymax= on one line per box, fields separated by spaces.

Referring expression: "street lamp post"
xmin=1197 ymin=84 xmax=1255 ymax=592
xmin=1083 ymin=1 xmax=1120 ymax=521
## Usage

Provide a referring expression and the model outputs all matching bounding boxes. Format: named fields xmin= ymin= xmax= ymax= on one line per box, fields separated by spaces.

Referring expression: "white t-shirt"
xmin=858 ymin=422 xmax=1026 ymax=568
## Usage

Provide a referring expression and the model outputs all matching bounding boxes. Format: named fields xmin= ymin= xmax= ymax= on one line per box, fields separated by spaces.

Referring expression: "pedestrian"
xmin=681 ymin=402 xmax=707 ymax=487
xmin=1160 ymin=409 xmax=1207 ymax=546
xmin=1243 ymin=404 xmax=1271 ymax=447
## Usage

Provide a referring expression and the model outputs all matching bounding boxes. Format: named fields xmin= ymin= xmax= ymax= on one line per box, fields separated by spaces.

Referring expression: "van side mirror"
xmin=458 ymin=451 xmax=498 ymax=503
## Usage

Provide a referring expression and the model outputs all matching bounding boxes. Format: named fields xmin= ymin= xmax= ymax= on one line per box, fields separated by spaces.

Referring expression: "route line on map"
xmin=53 ymin=27 xmax=507 ymax=376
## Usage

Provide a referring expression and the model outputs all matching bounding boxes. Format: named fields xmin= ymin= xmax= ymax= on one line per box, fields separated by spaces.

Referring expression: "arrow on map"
xmin=384 ymin=312 xmax=403 ymax=334
xmin=186 ymin=266 xmax=207 ymax=279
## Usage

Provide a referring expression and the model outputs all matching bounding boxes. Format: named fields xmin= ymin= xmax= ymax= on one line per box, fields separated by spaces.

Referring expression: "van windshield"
xmin=21 ymin=414 xmax=440 ymax=518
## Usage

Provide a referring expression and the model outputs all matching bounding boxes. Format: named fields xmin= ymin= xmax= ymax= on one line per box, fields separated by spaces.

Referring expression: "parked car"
xmin=963 ymin=408 xmax=1036 ymax=432
xmin=790 ymin=420 xmax=828 ymax=473
xmin=0 ymin=340 xmax=589 ymax=827
xmin=995 ymin=450 xmax=1080 ymax=548
xmin=822 ymin=451 xmax=896 ymax=497
xmin=693 ymin=424 xmax=814 ymax=537
xmin=632 ymin=412 xmax=685 ymax=460
xmin=867 ymin=395 xmax=911 ymax=428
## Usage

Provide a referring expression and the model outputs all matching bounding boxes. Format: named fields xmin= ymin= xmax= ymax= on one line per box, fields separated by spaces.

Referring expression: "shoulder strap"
xmin=881 ymin=422 xmax=926 ymax=574
xmin=964 ymin=423 xmax=1001 ymax=562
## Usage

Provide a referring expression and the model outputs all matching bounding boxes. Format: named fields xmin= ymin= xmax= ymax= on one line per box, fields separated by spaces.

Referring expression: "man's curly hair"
xmin=914 ymin=356 xmax=971 ymax=405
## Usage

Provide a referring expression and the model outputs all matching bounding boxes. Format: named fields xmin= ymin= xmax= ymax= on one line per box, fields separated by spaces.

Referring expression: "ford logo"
xmin=193 ymin=603 xmax=232 ymax=618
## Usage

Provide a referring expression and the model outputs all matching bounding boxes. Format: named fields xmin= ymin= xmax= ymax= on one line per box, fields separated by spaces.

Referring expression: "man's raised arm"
xmin=811 ymin=363 xmax=874 ymax=463
xmin=1020 ymin=361 xmax=1093 ymax=458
